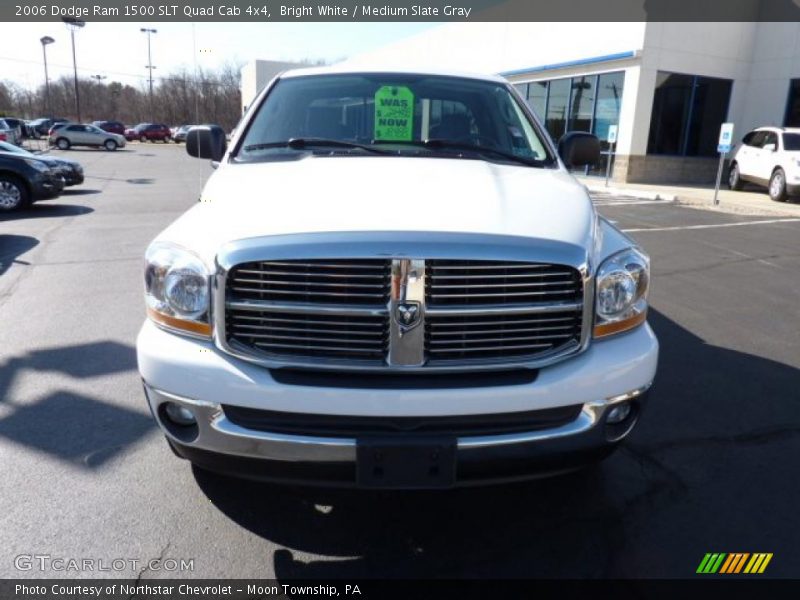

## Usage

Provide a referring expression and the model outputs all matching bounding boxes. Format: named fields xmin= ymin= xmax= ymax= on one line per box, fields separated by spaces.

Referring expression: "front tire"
xmin=728 ymin=162 xmax=743 ymax=191
xmin=139 ymin=135 xmax=147 ymax=143
xmin=56 ymin=137 xmax=70 ymax=150
xmin=769 ymin=168 xmax=788 ymax=202
xmin=104 ymin=139 xmax=118 ymax=151
xmin=0 ymin=175 xmax=30 ymax=212
xmin=164 ymin=136 xmax=171 ymax=143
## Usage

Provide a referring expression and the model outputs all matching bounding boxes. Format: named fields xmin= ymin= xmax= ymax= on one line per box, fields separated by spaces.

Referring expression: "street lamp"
xmin=140 ymin=28 xmax=157 ymax=122
xmin=39 ymin=36 xmax=54 ymax=117
xmin=63 ymin=17 xmax=85 ymax=122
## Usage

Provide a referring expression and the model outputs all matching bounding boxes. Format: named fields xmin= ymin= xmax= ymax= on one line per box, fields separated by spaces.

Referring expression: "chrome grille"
xmin=226 ymin=309 xmax=388 ymax=360
xmin=426 ymin=260 xmax=582 ymax=305
xmin=221 ymin=255 xmax=585 ymax=370
xmin=426 ymin=310 xmax=582 ymax=361
xmin=425 ymin=260 xmax=583 ymax=362
xmin=227 ymin=259 xmax=391 ymax=305
xmin=226 ymin=259 xmax=390 ymax=363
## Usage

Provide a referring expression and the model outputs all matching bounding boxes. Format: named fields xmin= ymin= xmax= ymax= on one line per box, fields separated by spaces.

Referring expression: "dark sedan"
xmin=93 ymin=120 xmax=126 ymax=136
xmin=0 ymin=141 xmax=84 ymax=186
xmin=0 ymin=151 xmax=64 ymax=211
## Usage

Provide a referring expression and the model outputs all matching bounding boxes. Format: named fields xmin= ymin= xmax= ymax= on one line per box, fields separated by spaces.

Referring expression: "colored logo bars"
xmin=696 ymin=553 xmax=773 ymax=574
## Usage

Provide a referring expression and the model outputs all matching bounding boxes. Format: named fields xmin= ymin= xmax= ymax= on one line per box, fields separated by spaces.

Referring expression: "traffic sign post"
xmin=604 ymin=124 xmax=618 ymax=188
xmin=713 ymin=122 xmax=734 ymax=206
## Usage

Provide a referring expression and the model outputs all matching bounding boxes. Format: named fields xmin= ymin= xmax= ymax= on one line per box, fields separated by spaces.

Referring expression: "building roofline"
xmin=499 ymin=51 xmax=638 ymax=78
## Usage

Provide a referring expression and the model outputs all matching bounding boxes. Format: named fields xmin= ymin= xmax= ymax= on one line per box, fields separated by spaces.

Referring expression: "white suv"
xmin=729 ymin=126 xmax=800 ymax=202
xmin=136 ymin=67 xmax=658 ymax=488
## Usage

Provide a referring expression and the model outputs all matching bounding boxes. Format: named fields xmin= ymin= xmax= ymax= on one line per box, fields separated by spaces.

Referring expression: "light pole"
xmin=40 ymin=36 xmax=54 ymax=117
xmin=63 ymin=17 xmax=85 ymax=122
xmin=140 ymin=28 xmax=157 ymax=122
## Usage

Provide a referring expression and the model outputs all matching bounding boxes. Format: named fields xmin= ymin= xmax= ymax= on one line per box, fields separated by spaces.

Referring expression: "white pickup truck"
xmin=136 ymin=67 xmax=658 ymax=488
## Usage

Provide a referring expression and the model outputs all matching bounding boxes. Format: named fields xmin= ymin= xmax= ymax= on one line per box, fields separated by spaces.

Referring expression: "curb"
xmin=582 ymin=183 xmax=677 ymax=202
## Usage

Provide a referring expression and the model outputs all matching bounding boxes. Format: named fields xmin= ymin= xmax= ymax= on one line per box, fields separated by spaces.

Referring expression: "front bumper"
xmin=138 ymin=320 xmax=658 ymax=487
xmin=30 ymin=172 xmax=64 ymax=200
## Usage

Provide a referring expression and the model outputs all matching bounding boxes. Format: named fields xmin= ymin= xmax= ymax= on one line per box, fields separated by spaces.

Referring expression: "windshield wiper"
xmin=416 ymin=139 xmax=542 ymax=167
xmin=243 ymin=138 xmax=390 ymax=155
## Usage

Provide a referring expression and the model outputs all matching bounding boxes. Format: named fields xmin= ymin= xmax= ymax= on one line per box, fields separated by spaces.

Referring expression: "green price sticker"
xmin=374 ymin=85 xmax=414 ymax=141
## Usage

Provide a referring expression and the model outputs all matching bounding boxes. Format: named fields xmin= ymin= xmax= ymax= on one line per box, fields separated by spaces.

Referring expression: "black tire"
xmin=55 ymin=137 xmax=70 ymax=150
xmin=728 ymin=162 xmax=743 ymax=191
xmin=139 ymin=135 xmax=147 ymax=143
xmin=0 ymin=175 xmax=30 ymax=212
xmin=104 ymin=139 xmax=118 ymax=151
xmin=769 ymin=168 xmax=788 ymax=202
xmin=164 ymin=136 xmax=171 ymax=143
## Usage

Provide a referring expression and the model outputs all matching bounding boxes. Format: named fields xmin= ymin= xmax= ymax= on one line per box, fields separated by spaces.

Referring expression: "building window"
xmin=785 ymin=79 xmax=800 ymax=127
xmin=647 ymin=71 xmax=732 ymax=157
xmin=545 ymin=78 xmax=571 ymax=141
xmin=512 ymin=70 xmax=625 ymax=174
xmin=526 ymin=81 xmax=548 ymax=120
xmin=568 ymin=76 xmax=595 ymax=132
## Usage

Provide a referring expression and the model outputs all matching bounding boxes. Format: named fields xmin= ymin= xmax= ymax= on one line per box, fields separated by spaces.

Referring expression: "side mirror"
xmin=186 ymin=125 xmax=227 ymax=162
xmin=763 ymin=143 xmax=777 ymax=153
xmin=558 ymin=132 xmax=601 ymax=168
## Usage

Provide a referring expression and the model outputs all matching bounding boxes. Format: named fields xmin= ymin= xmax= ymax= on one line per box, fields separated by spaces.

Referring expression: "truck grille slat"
xmin=224 ymin=258 xmax=584 ymax=367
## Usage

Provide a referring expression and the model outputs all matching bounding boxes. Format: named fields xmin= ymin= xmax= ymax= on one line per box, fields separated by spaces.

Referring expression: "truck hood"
xmin=156 ymin=156 xmax=596 ymax=265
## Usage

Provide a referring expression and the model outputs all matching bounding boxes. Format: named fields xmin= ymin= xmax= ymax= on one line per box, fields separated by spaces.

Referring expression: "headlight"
xmin=594 ymin=247 xmax=649 ymax=338
xmin=144 ymin=243 xmax=212 ymax=337
xmin=24 ymin=159 xmax=50 ymax=173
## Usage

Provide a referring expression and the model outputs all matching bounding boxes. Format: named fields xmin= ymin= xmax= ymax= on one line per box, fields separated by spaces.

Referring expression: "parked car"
xmin=2 ymin=118 xmax=30 ymax=140
xmin=126 ymin=123 xmax=171 ymax=143
xmin=729 ymin=126 xmax=800 ymax=202
xmin=137 ymin=67 xmax=658 ymax=488
xmin=0 ymin=141 xmax=84 ymax=186
xmin=171 ymin=125 xmax=193 ymax=143
xmin=0 ymin=150 xmax=64 ymax=211
xmin=30 ymin=118 xmax=68 ymax=138
xmin=48 ymin=122 xmax=72 ymax=137
xmin=93 ymin=120 xmax=126 ymax=136
xmin=0 ymin=118 xmax=20 ymax=145
xmin=50 ymin=123 xmax=126 ymax=151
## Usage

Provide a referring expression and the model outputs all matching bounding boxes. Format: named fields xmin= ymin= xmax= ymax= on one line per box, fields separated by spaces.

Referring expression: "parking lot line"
xmin=622 ymin=218 xmax=800 ymax=233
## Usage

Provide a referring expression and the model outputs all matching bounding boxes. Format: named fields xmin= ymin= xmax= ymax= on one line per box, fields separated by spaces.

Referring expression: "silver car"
xmin=50 ymin=124 xmax=126 ymax=151
xmin=0 ymin=118 xmax=20 ymax=145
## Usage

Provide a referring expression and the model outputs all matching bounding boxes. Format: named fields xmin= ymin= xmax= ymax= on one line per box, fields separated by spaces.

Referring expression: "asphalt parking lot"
xmin=1 ymin=144 xmax=799 ymax=579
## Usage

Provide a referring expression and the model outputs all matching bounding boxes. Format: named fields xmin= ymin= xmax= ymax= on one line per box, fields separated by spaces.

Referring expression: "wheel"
xmin=728 ymin=162 xmax=743 ymax=191
xmin=104 ymin=139 xmax=118 ymax=151
xmin=164 ymin=136 xmax=171 ymax=143
xmin=0 ymin=175 xmax=30 ymax=212
xmin=139 ymin=135 xmax=147 ymax=143
xmin=56 ymin=137 xmax=70 ymax=150
xmin=769 ymin=168 xmax=788 ymax=202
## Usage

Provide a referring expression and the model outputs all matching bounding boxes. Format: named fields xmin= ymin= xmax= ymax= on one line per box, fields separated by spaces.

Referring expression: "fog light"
xmin=606 ymin=402 xmax=632 ymax=424
xmin=164 ymin=402 xmax=196 ymax=426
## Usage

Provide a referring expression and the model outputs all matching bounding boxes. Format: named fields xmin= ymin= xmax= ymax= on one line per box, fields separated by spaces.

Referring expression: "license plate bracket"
xmin=356 ymin=437 xmax=457 ymax=489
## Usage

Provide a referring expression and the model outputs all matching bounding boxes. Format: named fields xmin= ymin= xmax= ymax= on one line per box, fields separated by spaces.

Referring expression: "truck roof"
xmin=279 ymin=64 xmax=508 ymax=84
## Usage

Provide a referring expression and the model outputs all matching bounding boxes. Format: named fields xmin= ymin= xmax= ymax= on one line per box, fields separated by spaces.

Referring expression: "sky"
xmin=0 ymin=22 xmax=438 ymax=91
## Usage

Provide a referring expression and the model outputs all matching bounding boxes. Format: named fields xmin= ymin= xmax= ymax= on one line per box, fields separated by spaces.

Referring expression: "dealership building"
xmin=242 ymin=22 xmax=800 ymax=184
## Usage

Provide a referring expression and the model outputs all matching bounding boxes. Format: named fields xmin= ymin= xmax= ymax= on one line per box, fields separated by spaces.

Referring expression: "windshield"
xmin=237 ymin=74 xmax=552 ymax=166
xmin=784 ymin=133 xmax=800 ymax=151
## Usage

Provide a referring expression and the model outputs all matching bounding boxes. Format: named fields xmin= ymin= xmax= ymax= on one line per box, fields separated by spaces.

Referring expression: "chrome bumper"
xmin=143 ymin=383 xmax=650 ymax=464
